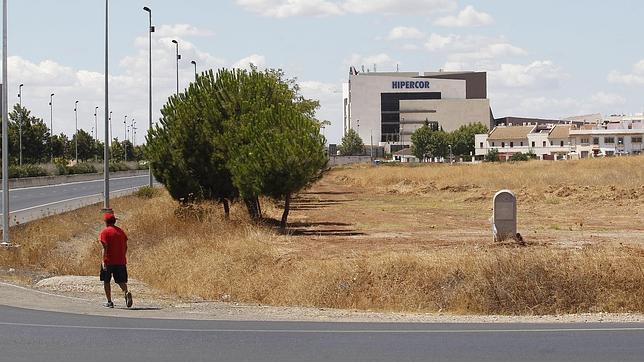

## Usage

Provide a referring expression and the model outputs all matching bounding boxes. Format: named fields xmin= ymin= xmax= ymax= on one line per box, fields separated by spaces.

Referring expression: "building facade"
xmin=475 ymin=117 xmax=644 ymax=160
xmin=343 ymin=69 xmax=493 ymax=152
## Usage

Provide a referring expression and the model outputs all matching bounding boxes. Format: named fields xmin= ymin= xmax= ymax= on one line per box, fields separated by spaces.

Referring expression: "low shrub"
xmin=65 ymin=163 xmax=97 ymax=175
xmin=135 ymin=186 xmax=160 ymax=199
xmin=109 ymin=162 xmax=131 ymax=172
xmin=7 ymin=164 xmax=49 ymax=178
xmin=510 ymin=152 xmax=531 ymax=162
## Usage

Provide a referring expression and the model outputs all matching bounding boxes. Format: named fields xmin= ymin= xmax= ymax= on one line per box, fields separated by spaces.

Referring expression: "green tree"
xmin=71 ymin=129 xmax=95 ymax=161
xmin=147 ymin=67 xmax=328 ymax=226
xmin=220 ymin=67 xmax=325 ymax=223
xmin=227 ymin=106 xmax=327 ymax=229
xmin=51 ymin=133 xmax=70 ymax=161
xmin=338 ymin=128 xmax=364 ymax=156
xmin=110 ymin=138 xmax=124 ymax=162
xmin=411 ymin=121 xmax=435 ymax=160
xmin=485 ymin=148 xmax=500 ymax=162
xmin=5 ymin=104 xmax=51 ymax=164
xmin=428 ymin=130 xmax=450 ymax=159
xmin=450 ymin=122 xmax=489 ymax=157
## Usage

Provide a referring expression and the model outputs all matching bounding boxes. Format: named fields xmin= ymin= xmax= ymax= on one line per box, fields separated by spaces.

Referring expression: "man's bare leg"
xmin=118 ymin=283 xmax=133 ymax=308
xmin=104 ymin=281 xmax=112 ymax=302
xmin=117 ymin=283 xmax=128 ymax=293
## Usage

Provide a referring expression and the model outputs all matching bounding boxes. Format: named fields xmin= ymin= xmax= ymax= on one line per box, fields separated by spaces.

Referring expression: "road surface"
xmin=0 ymin=174 xmax=151 ymax=214
xmin=0 ymin=305 xmax=642 ymax=362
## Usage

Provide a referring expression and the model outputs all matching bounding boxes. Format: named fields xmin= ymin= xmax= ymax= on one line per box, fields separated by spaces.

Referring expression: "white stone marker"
xmin=493 ymin=190 xmax=517 ymax=242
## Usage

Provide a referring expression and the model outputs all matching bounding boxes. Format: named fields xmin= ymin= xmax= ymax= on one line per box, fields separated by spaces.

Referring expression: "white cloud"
xmin=590 ymin=92 xmax=627 ymax=106
xmin=235 ymin=0 xmax=342 ymax=18
xmin=345 ymin=53 xmax=399 ymax=71
xmin=232 ymin=54 xmax=267 ymax=69
xmin=154 ymin=24 xmax=215 ymax=38
xmin=434 ymin=6 xmax=494 ymax=27
xmin=236 ymin=0 xmax=457 ymax=17
xmin=490 ymin=60 xmax=567 ymax=90
xmin=387 ymin=26 xmax=425 ymax=41
xmin=343 ymin=0 xmax=456 ymax=15
xmin=607 ymin=59 xmax=644 ymax=85
xmin=424 ymin=33 xmax=456 ymax=51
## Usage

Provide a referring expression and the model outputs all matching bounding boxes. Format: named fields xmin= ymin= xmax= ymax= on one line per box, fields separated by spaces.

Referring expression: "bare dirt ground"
xmin=274 ymin=174 xmax=644 ymax=260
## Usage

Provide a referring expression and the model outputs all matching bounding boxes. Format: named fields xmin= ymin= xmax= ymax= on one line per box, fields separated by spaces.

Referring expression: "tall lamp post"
xmin=17 ymin=83 xmax=23 ymax=166
xmin=49 ymin=93 xmax=54 ymax=163
xmin=131 ymin=120 xmax=136 ymax=145
xmin=103 ymin=0 xmax=110 ymax=211
xmin=2 ymin=0 xmax=9 ymax=244
xmin=108 ymin=111 xmax=112 ymax=145
xmin=171 ymin=39 xmax=180 ymax=95
xmin=143 ymin=6 xmax=154 ymax=188
xmin=74 ymin=100 xmax=79 ymax=163
xmin=94 ymin=106 xmax=99 ymax=142
xmin=123 ymin=115 xmax=127 ymax=162
xmin=191 ymin=60 xmax=197 ymax=81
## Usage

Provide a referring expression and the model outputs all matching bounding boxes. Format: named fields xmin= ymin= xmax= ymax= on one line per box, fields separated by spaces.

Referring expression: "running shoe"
xmin=104 ymin=301 xmax=114 ymax=308
xmin=125 ymin=291 xmax=133 ymax=308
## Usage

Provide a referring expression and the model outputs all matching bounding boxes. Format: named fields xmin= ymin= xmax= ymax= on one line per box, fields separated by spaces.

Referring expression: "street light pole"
xmin=74 ymin=100 xmax=79 ymax=163
xmin=2 ymin=0 xmax=9 ymax=245
xmin=130 ymin=119 xmax=135 ymax=144
xmin=17 ymin=83 xmax=23 ymax=166
xmin=191 ymin=60 xmax=197 ymax=81
xmin=123 ymin=115 xmax=127 ymax=162
xmin=103 ymin=0 xmax=111 ymax=211
xmin=108 ymin=111 xmax=112 ymax=145
xmin=171 ymin=39 xmax=180 ymax=95
xmin=49 ymin=93 xmax=54 ymax=163
xmin=143 ymin=6 xmax=154 ymax=188
xmin=94 ymin=106 xmax=99 ymax=142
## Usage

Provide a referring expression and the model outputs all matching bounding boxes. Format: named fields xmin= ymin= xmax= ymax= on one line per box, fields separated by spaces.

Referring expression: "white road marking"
xmin=0 ymin=321 xmax=642 ymax=334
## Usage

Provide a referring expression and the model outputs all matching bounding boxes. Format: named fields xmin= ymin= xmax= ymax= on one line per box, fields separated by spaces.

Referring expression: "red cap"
xmin=103 ymin=212 xmax=116 ymax=222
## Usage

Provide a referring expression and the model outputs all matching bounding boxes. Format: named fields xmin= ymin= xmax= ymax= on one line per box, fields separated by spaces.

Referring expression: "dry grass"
xmin=332 ymin=156 xmax=644 ymax=194
xmin=1 ymin=156 xmax=644 ymax=315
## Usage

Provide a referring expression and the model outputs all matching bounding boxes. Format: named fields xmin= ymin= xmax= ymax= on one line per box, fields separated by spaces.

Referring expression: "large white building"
xmin=475 ymin=116 xmax=644 ymax=160
xmin=343 ymin=69 xmax=493 ymax=152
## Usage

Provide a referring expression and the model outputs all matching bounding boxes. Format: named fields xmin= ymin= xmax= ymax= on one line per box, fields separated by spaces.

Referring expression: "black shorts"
xmin=100 ymin=264 xmax=128 ymax=284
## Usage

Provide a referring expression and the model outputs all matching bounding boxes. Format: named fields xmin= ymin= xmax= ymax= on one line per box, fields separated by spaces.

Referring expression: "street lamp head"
xmin=143 ymin=6 xmax=151 ymax=12
xmin=172 ymin=39 xmax=178 ymax=44
xmin=191 ymin=60 xmax=196 ymax=65
xmin=19 ymin=83 xmax=23 ymax=88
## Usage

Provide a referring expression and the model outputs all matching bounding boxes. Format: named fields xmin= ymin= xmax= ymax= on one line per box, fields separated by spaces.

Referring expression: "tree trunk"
xmin=244 ymin=197 xmax=261 ymax=222
xmin=222 ymin=199 xmax=230 ymax=220
xmin=256 ymin=197 xmax=263 ymax=219
xmin=280 ymin=193 xmax=291 ymax=231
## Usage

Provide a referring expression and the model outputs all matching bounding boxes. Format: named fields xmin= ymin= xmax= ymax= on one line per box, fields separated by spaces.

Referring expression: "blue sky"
xmin=4 ymin=0 xmax=644 ymax=144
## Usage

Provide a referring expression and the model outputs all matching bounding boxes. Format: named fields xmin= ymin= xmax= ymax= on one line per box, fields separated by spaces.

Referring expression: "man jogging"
xmin=99 ymin=212 xmax=133 ymax=308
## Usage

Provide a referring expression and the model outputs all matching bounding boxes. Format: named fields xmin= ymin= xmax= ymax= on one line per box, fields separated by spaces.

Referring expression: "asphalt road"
xmin=0 ymin=174 xmax=151 ymax=213
xmin=0 ymin=306 xmax=642 ymax=362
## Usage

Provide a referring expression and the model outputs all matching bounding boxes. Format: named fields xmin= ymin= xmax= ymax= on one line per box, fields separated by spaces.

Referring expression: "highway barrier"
xmin=7 ymin=170 xmax=149 ymax=189
xmin=2 ymin=186 xmax=145 ymax=229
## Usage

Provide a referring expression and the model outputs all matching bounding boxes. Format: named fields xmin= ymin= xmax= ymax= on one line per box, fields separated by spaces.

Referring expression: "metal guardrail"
xmin=7 ymin=170 xmax=149 ymax=189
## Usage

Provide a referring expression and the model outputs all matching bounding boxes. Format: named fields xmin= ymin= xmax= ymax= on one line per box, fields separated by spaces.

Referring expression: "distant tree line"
xmin=411 ymin=121 xmax=489 ymax=161
xmin=0 ymin=104 xmax=145 ymax=165
xmin=146 ymin=67 xmax=328 ymax=229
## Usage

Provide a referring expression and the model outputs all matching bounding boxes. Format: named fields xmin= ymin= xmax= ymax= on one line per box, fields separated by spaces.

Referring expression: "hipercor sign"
xmin=392 ymin=80 xmax=431 ymax=89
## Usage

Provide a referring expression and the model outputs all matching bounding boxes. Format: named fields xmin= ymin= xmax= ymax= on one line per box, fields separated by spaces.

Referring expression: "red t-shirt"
xmin=99 ymin=226 xmax=128 ymax=265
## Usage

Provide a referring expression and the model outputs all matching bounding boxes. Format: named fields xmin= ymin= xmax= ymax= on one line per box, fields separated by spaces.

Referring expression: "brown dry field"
xmin=1 ymin=156 xmax=643 ymax=315
xmin=282 ymin=158 xmax=644 ymax=258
